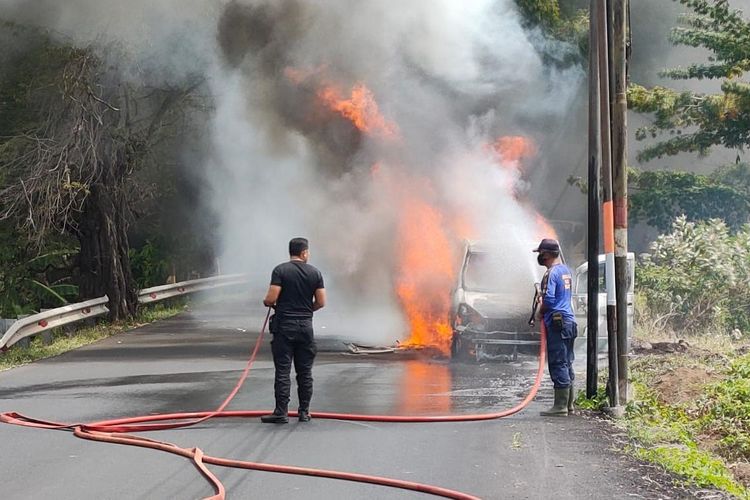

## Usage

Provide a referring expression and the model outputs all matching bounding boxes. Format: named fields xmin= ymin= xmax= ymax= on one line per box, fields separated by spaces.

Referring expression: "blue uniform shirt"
xmin=542 ymin=263 xmax=575 ymax=326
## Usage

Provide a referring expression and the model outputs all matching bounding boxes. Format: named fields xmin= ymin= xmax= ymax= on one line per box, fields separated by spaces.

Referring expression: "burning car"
xmin=450 ymin=241 xmax=542 ymax=362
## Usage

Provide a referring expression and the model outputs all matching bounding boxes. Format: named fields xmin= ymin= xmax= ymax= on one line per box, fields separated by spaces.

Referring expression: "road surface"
xmin=0 ymin=298 xmax=704 ymax=499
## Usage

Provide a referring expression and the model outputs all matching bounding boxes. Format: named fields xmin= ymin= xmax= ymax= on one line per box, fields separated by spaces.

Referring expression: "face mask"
xmin=537 ymin=254 xmax=546 ymax=266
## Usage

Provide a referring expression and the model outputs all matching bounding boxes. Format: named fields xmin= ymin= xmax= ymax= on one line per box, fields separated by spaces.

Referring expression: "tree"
xmin=629 ymin=163 xmax=750 ymax=232
xmin=568 ymin=162 xmax=750 ymax=232
xmin=629 ymin=0 xmax=750 ymax=162
xmin=514 ymin=0 xmax=589 ymax=64
xmin=0 ymin=30 xmax=202 ymax=320
xmin=515 ymin=0 xmax=562 ymax=28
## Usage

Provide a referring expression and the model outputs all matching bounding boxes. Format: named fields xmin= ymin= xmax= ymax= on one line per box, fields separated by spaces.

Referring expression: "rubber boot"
xmin=568 ymin=383 xmax=575 ymax=413
xmin=540 ymin=388 xmax=569 ymax=417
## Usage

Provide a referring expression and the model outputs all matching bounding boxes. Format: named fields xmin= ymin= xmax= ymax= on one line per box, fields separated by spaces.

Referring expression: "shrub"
xmin=129 ymin=240 xmax=170 ymax=289
xmin=637 ymin=216 xmax=750 ymax=334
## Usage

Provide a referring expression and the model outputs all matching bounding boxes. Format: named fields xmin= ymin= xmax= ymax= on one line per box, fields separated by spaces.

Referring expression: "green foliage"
xmin=575 ymin=385 xmax=609 ymax=410
xmin=515 ymin=0 xmax=561 ymax=28
xmin=129 ymin=240 xmax=170 ymax=289
xmin=623 ymin=355 xmax=750 ymax=498
xmin=0 ymin=23 xmax=212 ymax=319
xmin=0 ymin=301 xmax=186 ymax=371
xmin=667 ymin=0 xmax=750 ymax=80
xmin=0 ymin=25 xmax=70 ymax=135
xmin=629 ymin=0 xmax=750 ymax=161
xmin=633 ymin=446 xmax=747 ymax=497
xmin=695 ymin=354 xmax=750 ymax=460
xmin=626 ymin=382 xmax=695 ymax=446
xmin=637 ymin=216 xmax=750 ymax=334
xmin=629 ymin=165 xmax=750 ymax=232
xmin=513 ymin=0 xmax=589 ymax=65
xmin=0 ymin=223 xmax=78 ymax=317
xmin=0 ymin=28 xmax=81 ymax=182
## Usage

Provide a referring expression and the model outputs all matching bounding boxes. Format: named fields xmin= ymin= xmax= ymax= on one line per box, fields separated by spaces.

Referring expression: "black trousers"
xmin=270 ymin=318 xmax=317 ymax=413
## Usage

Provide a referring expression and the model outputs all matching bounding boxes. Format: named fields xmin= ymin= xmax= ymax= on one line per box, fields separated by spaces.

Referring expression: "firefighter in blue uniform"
xmin=533 ymin=238 xmax=577 ymax=416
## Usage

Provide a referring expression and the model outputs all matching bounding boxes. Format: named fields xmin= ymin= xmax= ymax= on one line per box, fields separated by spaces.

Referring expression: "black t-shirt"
xmin=270 ymin=260 xmax=325 ymax=319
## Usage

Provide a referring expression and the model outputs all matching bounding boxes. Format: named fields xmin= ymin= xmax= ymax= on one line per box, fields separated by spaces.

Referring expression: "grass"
xmin=621 ymin=374 xmax=749 ymax=498
xmin=633 ymin=445 xmax=747 ymax=498
xmin=0 ymin=301 xmax=187 ymax=371
xmin=575 ymin=385 xmax=609 ymax=411
xmin=595 ymin=330 xmax=750 ymax=498
xmin=696 ymin=355 xmax=750 ymax=461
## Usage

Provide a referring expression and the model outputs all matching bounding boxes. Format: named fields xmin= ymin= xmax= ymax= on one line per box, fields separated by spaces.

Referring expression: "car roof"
xmin=594 ymin=252 xmax=636 ymax=262
xmin=466 ymin=240 xmax=502 ymax=254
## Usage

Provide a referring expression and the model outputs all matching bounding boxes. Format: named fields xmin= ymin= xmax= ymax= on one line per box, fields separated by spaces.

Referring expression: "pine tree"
xmin=629 ymin=0 xmax=750 ymax=162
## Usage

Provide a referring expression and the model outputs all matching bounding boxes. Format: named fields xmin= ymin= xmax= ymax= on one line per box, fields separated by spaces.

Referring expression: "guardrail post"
xmin=0 ymin=319 xmax=15 ymax=335
xmin=63 ymin=323 xmax=76 ymax=338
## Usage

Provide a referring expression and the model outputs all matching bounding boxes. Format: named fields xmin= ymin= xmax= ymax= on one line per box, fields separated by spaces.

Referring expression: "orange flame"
xmin=285 ymin=67 xmax=555 ymax=356
xmin=284 ymin=66 xmax=399 ymax=139
xmin=487 ymin=135 xmax=536 ymax=199
xmin=395 ymin=196 xmax=458 ymax=356
xmin=283 ymin=66 xmax=314 ymax=85
xmin=491 ymin=135 xmax=536 ymax=169
xmin=534 ymin=212 xmax=558 ymax=241
xmin=317 ymin=83 xmax=399 ymax=138
xmin=490 ymin=136 xmax=556 ymax=240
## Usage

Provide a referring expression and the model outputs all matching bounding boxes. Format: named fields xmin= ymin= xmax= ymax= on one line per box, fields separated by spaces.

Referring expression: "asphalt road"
xmin=0 ymin=298 xmax=697 ymax=499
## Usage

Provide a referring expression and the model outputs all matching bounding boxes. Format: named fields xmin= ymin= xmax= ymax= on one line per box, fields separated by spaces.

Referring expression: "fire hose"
xmin=1 ymin=308 xmax=548 ymax=500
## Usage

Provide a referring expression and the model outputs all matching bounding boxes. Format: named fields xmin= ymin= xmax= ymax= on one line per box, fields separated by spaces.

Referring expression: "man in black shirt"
xmin=260 ymin=237 xmax=326 ymax=423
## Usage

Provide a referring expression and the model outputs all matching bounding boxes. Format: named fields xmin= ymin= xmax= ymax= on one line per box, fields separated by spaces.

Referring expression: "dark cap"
xmin=532 ymin=238 xmax=560 ymax=253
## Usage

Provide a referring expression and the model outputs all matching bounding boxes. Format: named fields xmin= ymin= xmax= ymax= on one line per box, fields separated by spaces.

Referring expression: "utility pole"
xmin=597 ymin=0 xmax=619 ymax=409
xmin=611 ymin=0 xmax=630 ymax=405
xmin=586 ymin=0 xmax=601 ymax=400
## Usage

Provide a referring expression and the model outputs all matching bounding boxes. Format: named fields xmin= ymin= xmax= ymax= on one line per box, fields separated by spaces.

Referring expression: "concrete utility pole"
xmin=610 ymin=0 xmax=630 ymax=405
xmin=586 ymin=0 xmax=601 ymax=400
xmin=596 ymin=0 xmax=619 ymax=409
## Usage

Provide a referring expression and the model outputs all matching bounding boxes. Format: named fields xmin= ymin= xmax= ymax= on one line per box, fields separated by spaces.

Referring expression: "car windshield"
xmin=463 ymin=251 xmax=533 ymax=293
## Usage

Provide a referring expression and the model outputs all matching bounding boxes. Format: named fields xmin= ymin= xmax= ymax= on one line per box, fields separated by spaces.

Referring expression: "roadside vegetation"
xmin=594 ymin=212 xmax=750 ymax=496
xmin=624 ymin=340 xmax=750 ymax=498
xmin=576 ymin=1 xmax=750 ymax=496
xmin=613 ymin=198 xmax=750 ymax=496
xmin=0 ymin=23 xmax=216 ymax=321
xmin=0 ymin=301 xmax=186 ymax=372
xmin=0 ymin=0 xmax=748 ymax=494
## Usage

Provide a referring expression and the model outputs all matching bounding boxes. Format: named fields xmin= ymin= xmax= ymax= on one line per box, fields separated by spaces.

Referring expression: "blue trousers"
xmin=546 ymin=321 xmax=577 ymax=389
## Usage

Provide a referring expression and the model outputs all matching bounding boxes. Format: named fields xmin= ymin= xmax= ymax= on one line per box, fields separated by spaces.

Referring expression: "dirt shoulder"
xmin=608 ymin=336 xmax=750 ymax=498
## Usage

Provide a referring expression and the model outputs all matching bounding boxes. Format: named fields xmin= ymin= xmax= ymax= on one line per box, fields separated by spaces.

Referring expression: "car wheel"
xmin=451 ymin=334 xmax=476 ymax=363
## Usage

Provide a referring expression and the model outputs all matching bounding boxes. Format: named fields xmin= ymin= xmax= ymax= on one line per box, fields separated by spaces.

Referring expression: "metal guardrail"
xmin=138 ymin=274 xmax=248 ymax=304
xmin=0 ymin=296 xmax=110 ymax=350
xmin=0 ymin=274 xmax=249 ymax=351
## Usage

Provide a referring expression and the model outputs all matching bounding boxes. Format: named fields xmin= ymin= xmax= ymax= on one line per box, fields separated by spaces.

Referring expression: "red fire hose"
xmin=1 ymin=308 xmax=547 ymax=500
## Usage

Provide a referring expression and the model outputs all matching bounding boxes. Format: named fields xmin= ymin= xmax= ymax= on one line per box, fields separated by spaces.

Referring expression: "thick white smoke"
xmin=0 ymin=0 xmax=217 ymax=81
xmin=206 ymin=0 xmax=581 ymax=344
xmin=0 ymin=0 xmax=583 ymax=345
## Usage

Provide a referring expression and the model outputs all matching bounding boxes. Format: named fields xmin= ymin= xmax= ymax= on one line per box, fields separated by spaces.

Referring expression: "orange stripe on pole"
xmin=603 ymin=200 xmax=615 ymax=253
